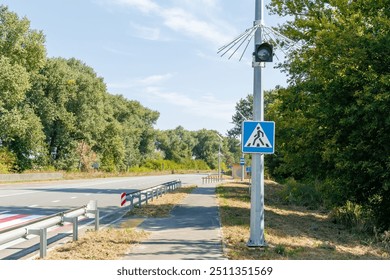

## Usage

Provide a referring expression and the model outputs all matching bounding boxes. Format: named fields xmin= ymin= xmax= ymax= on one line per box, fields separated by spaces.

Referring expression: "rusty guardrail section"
xmin=202 ymin=174 xmax=222 ymax=184
xmin=0 ymin=200 xmax=99 ymax=258
xmin=121 ymin=180 xmax=182 ymax=210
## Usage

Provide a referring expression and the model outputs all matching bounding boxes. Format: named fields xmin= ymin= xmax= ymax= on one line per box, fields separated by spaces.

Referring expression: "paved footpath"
xmin=122 ymin=183 xmax=226 ymax=260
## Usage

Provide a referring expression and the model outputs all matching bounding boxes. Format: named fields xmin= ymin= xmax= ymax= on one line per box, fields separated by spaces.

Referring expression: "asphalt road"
xmin=0 ymin=173 xmax=205 ymax=259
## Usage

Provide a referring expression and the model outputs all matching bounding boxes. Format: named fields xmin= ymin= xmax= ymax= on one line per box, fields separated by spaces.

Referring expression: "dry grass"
xmin=43 ymin=228 xmax=148 ymax=260
xmin=217 ymin=181 xmax=390 ymax=260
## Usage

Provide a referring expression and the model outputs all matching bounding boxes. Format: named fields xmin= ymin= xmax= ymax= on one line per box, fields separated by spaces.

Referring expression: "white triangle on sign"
xmin=244 ymin=123 xmax=272 ymax=148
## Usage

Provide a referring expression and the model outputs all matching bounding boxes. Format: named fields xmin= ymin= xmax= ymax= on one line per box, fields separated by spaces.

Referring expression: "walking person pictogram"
xmin=252 ymin=127 xmax=270 ymax=147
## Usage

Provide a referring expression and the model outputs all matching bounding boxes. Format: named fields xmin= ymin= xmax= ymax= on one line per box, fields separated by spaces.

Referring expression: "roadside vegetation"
xmin=217 ymin=181 xmax=390 ymax=260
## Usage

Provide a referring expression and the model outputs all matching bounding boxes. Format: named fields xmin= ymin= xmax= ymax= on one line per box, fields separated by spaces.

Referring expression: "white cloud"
xmin=130 ymin=23 xmax=162 ymax=41
xmin=161 ymin=8 xmax=230 ymax=45
xmin=139 ymin=73 xmax=174 ymax=85
xmin=110 ymin=0 xmax=234 ymax=45
xmin=145 ymin=87 xmax=234 ymax=121
xmin=107 ymin=73 xmax=174 ymax=90
xmin=114 ymin=0 xmax=159 ymax=13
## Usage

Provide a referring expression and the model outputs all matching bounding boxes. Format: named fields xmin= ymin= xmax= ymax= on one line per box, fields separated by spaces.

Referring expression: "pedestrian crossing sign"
xmin=242 ymin=121 xmax=275 ymax=154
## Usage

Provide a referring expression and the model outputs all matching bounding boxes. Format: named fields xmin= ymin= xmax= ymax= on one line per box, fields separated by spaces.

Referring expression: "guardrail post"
xmin=95 ymin=209 xmax=100 ymax=231
xmin=28 ymin=228 xmax=47 ymax=258
xmin=64 ymin=217 xmax=78 ymax=241
xmin=145 ymin=192 xmax=149 ymax=204
xmin=87 ymin=200 xmax=99 ymax=231
xmin=129 ymin=195 xmax=134 ymax=209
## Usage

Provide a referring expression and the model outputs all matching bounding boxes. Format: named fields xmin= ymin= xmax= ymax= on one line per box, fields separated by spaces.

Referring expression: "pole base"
xmin=247 ymin=239 xmax=267 ymax=248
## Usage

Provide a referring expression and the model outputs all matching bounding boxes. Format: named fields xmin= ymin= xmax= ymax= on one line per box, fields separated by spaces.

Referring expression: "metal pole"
xmin=241 ymin=153 xmax=245 ymax=181
xmin=218 ymin=142 xmax=221 ymax=180
xmin=216 ymin=133 xmax=223 ymax=180
xmin=248 ymin=0 xmax=266 ymax=247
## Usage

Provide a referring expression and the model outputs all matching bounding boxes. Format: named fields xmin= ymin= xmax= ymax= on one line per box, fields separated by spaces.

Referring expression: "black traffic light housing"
xmin=254 ymin=42 xmax=273 ymax=62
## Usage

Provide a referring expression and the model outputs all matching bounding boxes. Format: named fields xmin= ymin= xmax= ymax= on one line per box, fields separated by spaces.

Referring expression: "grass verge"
xmin=217 ymin=181 xmax=390 ymax=260
xmin=42 ymin=228 xmax=148 ymax=260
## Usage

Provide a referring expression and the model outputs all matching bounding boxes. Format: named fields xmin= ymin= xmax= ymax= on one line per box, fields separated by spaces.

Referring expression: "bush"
xmin=0 ymin=148 xmax=17 ymax=173
xmin=329 ymin=201 xmax=375 ymax=233
xmin=141 ymin=158 xmax=210 ymax=171
xmin=376 ymin=230 xmax=390 ymax=251
xmin=278 ymin=178 xmax=323 ymax=209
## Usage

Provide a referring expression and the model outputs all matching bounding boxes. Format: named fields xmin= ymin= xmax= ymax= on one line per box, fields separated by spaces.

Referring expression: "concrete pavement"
xmin=121 ymin=183 xmax=226 ymax=260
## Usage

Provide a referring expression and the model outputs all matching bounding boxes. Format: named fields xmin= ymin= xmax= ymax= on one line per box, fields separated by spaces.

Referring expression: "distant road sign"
xmin=242 ymin=121 xmax=275 ymax=154
xmin=240 ymin=157 xmax=245 ymax=166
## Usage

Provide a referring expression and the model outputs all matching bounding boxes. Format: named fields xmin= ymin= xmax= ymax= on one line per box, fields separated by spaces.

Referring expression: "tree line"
xmin=0 ymin=6 xmax=240 ymax=174
xmin=230 ymin=0 xmax=389 ymax=231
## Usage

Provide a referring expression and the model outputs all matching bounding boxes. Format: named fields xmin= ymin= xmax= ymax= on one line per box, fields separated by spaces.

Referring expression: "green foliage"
xmin=0 ymin=5 xmax=46 ymax=72
xmin=0 ymin=147 xmax=17 ymax=173
xmin=227 ymin=94 xmax=253 ymax=138
xmin=263 ymin=0 xmax=390 ymax=230
xmin=278 ymin=178 xmax=323 ymax=209
xmin=142 ymin=158 xmax=210 ymax=172
xmin=192 ymin=129 xmax=223 ymax=169
xmin=0 ymin=6 xmax=47 ymax=171
xmin=156 ymin=126 xmax=196 ymax=162
xmin=329 ymin=201 xmax=375 ymax=233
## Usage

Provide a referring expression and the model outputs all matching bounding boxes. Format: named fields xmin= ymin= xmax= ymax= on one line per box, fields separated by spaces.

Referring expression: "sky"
xmin=2 ymin=0 xmax=288 ymax=135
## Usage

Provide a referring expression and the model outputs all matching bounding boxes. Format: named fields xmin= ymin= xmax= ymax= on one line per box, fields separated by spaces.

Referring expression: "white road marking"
xmin=0 ymin=191 xmax=36 ymax=198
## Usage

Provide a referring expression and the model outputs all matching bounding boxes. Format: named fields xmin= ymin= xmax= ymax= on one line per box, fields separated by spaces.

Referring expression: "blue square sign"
xmin=242 ymin=121 xmax=275 ymax=154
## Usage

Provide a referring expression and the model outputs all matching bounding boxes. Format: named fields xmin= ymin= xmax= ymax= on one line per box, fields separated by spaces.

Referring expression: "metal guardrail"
xmin=0 ymin=200 xmax=99 ymax=258
xmin=202 ymin=174 xmax=222 ymax=184
xmin=121 ymin=180 xmax=182 ymax=210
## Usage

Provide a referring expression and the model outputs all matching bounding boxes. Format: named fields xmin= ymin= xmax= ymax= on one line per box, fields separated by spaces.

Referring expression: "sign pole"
xmin=248 ymin=0 xmax=266 ymax=247
xmin=241 ymin=153 xmax=245 ymax=181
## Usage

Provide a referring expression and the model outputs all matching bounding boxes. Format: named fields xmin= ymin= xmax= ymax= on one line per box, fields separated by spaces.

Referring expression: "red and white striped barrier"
xmin=120 ymin=192 xmax=127 ymax=207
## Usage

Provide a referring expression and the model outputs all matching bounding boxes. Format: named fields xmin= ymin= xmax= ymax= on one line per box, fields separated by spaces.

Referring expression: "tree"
xmin=0 ymin=5 xmax=46 ymax=72
xmin=268 ymin=0 xmax=390 ymax=228
xmin=0 ymin=6 xmax=47 ymax=170
xmin=156 ymin=126 xmax=196 ymax=162
xmin=193 ymin=129 xmax=223 ymax=169
xmin=227 ymin=94 xmax=253 ymax=138
xmin=28 ymin=58 xmax=79 ymax=170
